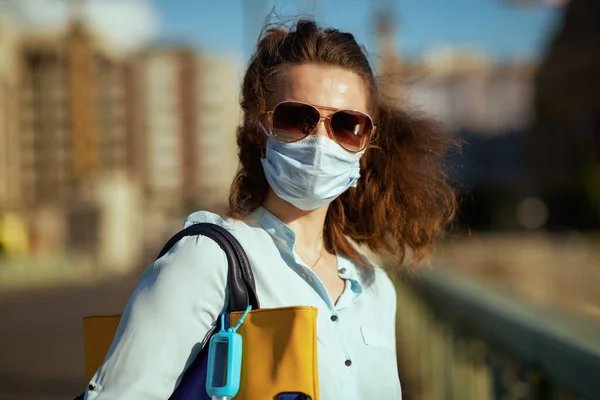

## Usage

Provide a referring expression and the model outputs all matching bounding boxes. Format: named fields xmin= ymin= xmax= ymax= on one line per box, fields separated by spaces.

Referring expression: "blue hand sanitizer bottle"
xmin=206 ymin=306 xmax=252 ymax=400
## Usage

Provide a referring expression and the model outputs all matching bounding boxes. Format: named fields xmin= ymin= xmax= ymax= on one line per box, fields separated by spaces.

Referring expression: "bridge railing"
xmin=393 ymin=268 xmax=600 ymax=400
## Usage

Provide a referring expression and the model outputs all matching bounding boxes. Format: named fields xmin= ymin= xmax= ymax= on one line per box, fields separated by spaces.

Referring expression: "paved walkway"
xmin=0 ymin=274 xmax=139 ymax=400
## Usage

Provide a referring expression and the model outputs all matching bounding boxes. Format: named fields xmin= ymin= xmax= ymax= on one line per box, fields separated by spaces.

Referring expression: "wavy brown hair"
xmin=228 ymin=19 xmax=456 ymax=269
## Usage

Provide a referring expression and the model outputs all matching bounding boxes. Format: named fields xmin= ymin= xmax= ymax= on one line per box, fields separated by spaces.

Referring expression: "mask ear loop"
xmin=365 ymin=125 xmax=380 ymax=151
xmin=258 ymin=113 xmax=274 ymax=137
xmin=258 ymin=114 xmax=273 ymax=159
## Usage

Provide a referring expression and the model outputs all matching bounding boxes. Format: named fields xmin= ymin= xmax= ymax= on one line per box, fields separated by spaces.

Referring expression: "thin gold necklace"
xmin=309 ymin=243 xmax=325 ymax=269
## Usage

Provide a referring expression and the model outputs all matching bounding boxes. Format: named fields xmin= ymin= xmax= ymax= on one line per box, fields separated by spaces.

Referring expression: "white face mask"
xmin=261 ymin=135 xmax=364 ymax=211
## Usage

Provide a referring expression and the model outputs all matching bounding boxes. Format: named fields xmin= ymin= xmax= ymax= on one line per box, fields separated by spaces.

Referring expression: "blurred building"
xmin=6 ymin=15 xmax=241 ymax=261
xmin=18 ymin=21 xmax=129 ymax=209
xmin=193 ymin=54 xmax=241 ymax=213
xmin=404 ymin=48 xmax=536 ymax=134
xmin=15 ymin=17 xmax=138 ymax=260
xmin=128 ymin=46 xmax=192 ymax=215
xmin=129 ymin=47 xmax=241 ymax=218
xmin=0 ymin=14 xmax=21 ymax=212
xmin=532 ymin=0 xmax=600 ymax=229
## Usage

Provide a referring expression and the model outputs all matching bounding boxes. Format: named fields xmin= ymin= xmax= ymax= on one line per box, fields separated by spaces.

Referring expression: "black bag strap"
xmin=157 ymin=222 xmax=260 ymax=312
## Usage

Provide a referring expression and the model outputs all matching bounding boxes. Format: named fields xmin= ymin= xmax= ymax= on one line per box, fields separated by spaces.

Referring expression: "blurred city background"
xmin=0 ymin=0 xmax=598 ymax=399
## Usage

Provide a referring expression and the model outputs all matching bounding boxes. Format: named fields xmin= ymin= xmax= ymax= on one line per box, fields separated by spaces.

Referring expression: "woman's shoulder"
xmin=372 ymin=265 xmax=396 ymax=298
xmin=184 ymin=210 xmax=234 ymax=229
xmin=183 ymin=210 xmax=257 ymax=234
xmin=349 ymin=253 xmax=396 ymax=300
xmin=143 ymin=210 xmax=266 ymax=289
xmin=355 ymin=258 xmax=398 ymax=318
xmin=178 ymin=210 xmax=265 ymax=253
xmin=132 ymin=212 xmax=239 ymax=310
xmin=149 ymin=211 xmax=236 ymax=275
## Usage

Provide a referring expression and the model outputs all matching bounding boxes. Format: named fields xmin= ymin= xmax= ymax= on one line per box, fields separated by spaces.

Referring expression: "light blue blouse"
xmin=84 ymin=207 xmax=402 ymax=400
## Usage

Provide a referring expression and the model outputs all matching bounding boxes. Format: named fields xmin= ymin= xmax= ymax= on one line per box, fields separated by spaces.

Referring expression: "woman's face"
xmin=269 ymin=64 xmax=370 ymax=140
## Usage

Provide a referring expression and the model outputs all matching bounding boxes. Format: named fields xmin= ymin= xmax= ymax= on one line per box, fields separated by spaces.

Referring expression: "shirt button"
xmin=338 ymin=268 xmax=347 ymax=274
xmin=345 ymin=359 xmax=352 ymax=367
xmin=330 ymin=315 xmax=338 ymax=322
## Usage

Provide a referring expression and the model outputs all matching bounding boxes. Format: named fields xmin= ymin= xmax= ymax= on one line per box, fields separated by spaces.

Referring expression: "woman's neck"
xmin=262 ymin=189 xmax=328 ymax=253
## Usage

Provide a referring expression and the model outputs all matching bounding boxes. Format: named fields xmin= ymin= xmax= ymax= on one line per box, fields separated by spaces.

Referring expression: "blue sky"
xmin=151 ymin=0 xmax=563 ymax=62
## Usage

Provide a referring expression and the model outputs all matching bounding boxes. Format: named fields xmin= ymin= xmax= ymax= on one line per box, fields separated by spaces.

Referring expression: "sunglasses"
xmin=261 ymin=101 xmax=376 ymax=153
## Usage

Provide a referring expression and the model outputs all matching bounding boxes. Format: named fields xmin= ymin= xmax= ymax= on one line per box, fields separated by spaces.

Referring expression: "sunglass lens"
xmin=272 ymin=102 xmax=320 ymax=142
xmin=330 ymin=110 xmax=372 ymax=152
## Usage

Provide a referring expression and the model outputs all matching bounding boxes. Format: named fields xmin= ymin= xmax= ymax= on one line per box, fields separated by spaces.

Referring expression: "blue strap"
xmin=219 ymin=305 xmax=252 ymax=333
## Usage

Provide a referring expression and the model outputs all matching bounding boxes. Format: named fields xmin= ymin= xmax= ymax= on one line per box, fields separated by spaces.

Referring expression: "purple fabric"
xmin=169 ymin=313 xmax=230 ymax=400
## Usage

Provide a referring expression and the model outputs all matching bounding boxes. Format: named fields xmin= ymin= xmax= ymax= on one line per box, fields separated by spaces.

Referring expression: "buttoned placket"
xmin=258 ymin=207 xmax=363 ymax=382
xmin=332 ymin=258 xmax=362 ymax=396
xmin=297 ymin=255 xmax=359 ymax=373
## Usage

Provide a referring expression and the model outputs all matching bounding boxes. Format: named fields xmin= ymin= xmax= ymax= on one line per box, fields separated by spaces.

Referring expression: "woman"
xmin=84 ymin=20 xmax=455 ymax=400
